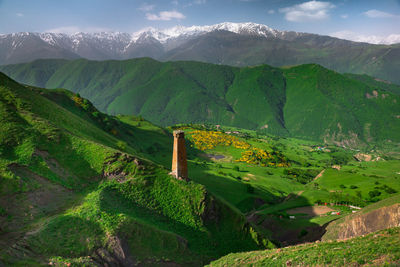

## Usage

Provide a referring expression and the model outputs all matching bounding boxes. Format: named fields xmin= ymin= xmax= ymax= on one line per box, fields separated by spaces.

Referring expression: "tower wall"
xmin=171 ymin=130 xmax=188 ymax=181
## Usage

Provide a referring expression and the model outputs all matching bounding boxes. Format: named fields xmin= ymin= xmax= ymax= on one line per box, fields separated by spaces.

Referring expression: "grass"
xmin=1 ymin=58 xmax=400 ymax=145
xmin=1 ymin=71 xmax=399 ymax=265
xmin=208 ymin=227 xmax=400 ymax=266
xmin=0 ymin=72 xmax=265 ymax=266
xmin=174 ymin=125 xmax=400 ymax=215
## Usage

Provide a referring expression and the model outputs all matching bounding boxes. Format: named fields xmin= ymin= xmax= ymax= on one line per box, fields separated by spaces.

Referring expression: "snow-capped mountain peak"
xmin=0 ymin=22 xmax=307 ymax=65
xmin=130 ymin=22 xmax=280 ymax=44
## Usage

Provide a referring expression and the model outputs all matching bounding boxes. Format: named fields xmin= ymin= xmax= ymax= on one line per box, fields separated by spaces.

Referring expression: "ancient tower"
xmin=171 ymin=130 xmax=188 ymax=181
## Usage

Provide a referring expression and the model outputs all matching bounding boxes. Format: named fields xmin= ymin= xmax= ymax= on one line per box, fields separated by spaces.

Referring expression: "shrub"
xmin=283 ymin=168 xmax=320 ymax=184
xmin=368 ymin=190 xmax=381 ymax=198
xmin=384 ymin=186 xmax=397 ymax=194
xmin=298 ymin=229 xmax=308 ymax=238
xmin=330 ymin=152 xmax=352 ymax=165
xmin=375 ymin=185 xmax=397 ymax=194
xmin=116 ymin=141 xmax=127 ymax=151
xmin=246 ymin=184 xmax=255 ymax=194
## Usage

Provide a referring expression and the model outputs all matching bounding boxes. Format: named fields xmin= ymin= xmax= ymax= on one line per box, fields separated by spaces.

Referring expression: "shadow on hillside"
xmin=97 ymin=185 xmax=260 ymax=266
xmin=121 ymin=124 xmax=282 ymax=213
xmin=114 ymin=123 xmax=331 ymax=247
xmin=186 ymin=160 xmax=331 ymax=247
xmin=187 ymin=159 xmax=280 ymax=213
xmin=114 ymin=120 xmax=173 ymax=167
xmin=248 ymin=194 xmax=332 ymax=247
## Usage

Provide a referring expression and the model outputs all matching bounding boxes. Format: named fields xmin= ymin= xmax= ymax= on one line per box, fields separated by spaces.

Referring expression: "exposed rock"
xmin=2 ymin=164 xmax=73 ymax=232
xmin=91 ymin=236 xmax=136 ymax=267
xmin=201 ymin=194 xmax=220 ymax=224
xmin=331 ymin=165 xmax=341 ymax=170
xmin=247 ymin=213 xmax=328 ymax=246
xmin=103 ymin=153 xmax=145 ymax=180
xmin=33 ymin=148 xmax=77 ymax=181
xmin=354 ymin=153 xmax=372 ymax=162
xmin=323 ymin=204 xmax=400 ymax=241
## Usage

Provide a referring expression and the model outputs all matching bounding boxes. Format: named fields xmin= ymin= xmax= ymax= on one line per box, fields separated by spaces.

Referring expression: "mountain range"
xmin=1 ymin=58 xmax=399 ymax=146
xmin=1 ymin=22 xmax=400 ymax=84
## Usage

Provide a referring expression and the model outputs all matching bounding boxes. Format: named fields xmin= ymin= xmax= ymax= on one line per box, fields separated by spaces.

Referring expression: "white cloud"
xmin=46 ymin=26 xmax=111 ymax=34
xmin=138 ymin=3 xmax=155 ymax=12
xmin=146 ymin=10 xmax=185 ymax=21
xmin=364 ymin=9 xmax=398 ymax=18
xmin=184 ymin=0 xmax=206 ymax=7
xmin=16 ymin=13 xmax=24 ymax=17
xmin=330 ymin=30 xmax=400 ymax=44
xmin=268 ymin=9 xmax=275 ymax=14
xmin=279 ymin=1 xmax=335 ymax=22
xmin=46 ymin=26 xmax=81 ymax=34
xmin=171 ymin=0 xmax=179 ymax=5
xmin=341 ymin=14 xmax=348 ymax=19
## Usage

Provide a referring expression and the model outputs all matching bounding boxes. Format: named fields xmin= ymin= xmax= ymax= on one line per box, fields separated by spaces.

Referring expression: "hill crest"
xmin=1 ymin=59 xmax=399 ymax=147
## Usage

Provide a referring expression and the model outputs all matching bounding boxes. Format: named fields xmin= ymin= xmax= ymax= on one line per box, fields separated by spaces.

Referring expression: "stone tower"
xmin=171 ymin=130 xmax=188 ymax=181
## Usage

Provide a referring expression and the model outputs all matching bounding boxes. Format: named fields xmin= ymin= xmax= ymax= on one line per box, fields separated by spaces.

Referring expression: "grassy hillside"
xmin=209 ymin=195 xmax=400 ymax=266
xmin=162 ymin=31 xmax=400 ymax=85
xmin=1 ymin=58 xmax=400 ymax=146
xmin=152 ymin=124 xmax=398 ymax=247
xmin=0 ymin=72 xmax=267 ymax=266
xmin=283 ymin=64 xmax=400 ymax=143
xmin=322 ymin=194 xmax=400 ymax=241
xmin=1 ymin=70 xmax=399 ymax=265
xmin=208 ymin=227 xmax=400 ymax=266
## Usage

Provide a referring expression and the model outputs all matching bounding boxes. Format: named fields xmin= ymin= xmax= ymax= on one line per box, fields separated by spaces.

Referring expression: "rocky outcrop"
xmin=91 ymin=236 xmax=136 ymax=267
xmin=323 ymin=203 xmax=400 ymax=241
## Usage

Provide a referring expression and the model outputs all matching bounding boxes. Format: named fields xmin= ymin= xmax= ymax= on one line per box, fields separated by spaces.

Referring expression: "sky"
xmin=0 ymin=0 xmax=400 ymax=44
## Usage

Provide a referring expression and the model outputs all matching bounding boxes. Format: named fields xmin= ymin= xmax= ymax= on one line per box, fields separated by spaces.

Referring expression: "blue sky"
xmin=1 ymin=0 xmax=400 ymax=43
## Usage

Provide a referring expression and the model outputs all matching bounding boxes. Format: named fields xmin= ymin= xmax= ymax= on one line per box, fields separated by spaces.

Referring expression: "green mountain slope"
xmin=162 ymin=31 xmax=400 ymax=85
xmin=209 ymin=195 xmax=400 ymax=266
xmin=1 ymin=58 xmax=400 ymax=145
xmin=208 ymin=227 xmax=400 ymax=266
xmin=0 ymin=72 xmax=267 ymax=266
xmin=322 ymin=194 xmax=400 ymax=241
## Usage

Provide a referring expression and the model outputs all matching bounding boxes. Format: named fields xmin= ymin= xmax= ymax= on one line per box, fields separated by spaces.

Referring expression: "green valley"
xmin=1 ymin=59 xmax=399 ymax=266
xmin=2 ymin=1 xmax=400 ymax=265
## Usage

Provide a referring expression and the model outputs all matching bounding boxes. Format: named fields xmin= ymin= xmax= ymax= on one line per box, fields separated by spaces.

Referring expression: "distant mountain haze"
xmin=1 ymin=22 xmax=399 ymax=84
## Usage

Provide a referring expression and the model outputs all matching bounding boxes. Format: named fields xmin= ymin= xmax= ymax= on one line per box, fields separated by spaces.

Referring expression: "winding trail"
xmin=313 ymin=169 xmax=325 ymax=181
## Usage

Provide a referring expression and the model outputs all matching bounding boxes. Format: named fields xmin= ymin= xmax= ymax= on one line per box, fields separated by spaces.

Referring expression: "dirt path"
xmin=313 ymin=169 xmax=325 ymax=181
xmin=0 ymin=164 xmax=82 ymax=262
xmin=287 ymin=206 xmax=334 ymax=216
xmin=33 ymin=149 xmax=77 ymax=181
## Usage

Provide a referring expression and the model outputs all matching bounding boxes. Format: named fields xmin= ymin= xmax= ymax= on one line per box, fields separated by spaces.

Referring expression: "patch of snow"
xmin=130 ymin=22 xmax=281 ymax=44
